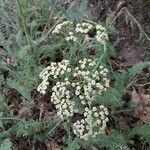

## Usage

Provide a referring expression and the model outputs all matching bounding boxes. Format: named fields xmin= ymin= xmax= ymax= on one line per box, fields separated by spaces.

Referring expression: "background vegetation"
xmin=0 ymin=0 xmax=150 ymax=149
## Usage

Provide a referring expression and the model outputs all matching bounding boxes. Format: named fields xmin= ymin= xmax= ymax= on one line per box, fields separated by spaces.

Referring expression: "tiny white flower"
xmin=76 ymin=23 xmax=80 ymax=27
xmin=79 ymin=60 xmax=82 ymax=63
xmin=92 ymin=107 xmax=97 ymax=111
xmin=105 ymin=83 xmax=109 ymax=87
xmin=66 ymin=81 xmax=70 ymax=85
xmin=103 ymin=68 xmax=108 ymax=72
xmin=64 ymin=78 xmax=68 ymax=82
xmin=75 ymin=67 xmax=79 ymax=70
xmin=76 ymin=86 xmax=81 ymax=90
xmin=62 ymin=103 xmax=67 ymax=109
xmin=85 ymin=107 xmax=89 ymax=112
xmin=74 ymin=109 xmax=79 ymax=113
xmin=99 ymin=105 xmax=104 ymax=109
xmin=75 ymin=90 xmax=80 ymax=95
xmin=73 ymin=73 xmax=78 ymax=77
xmin=94 ymin=112 xmax=99 ymax=117
xmin=72 ymin=83 xmax=76 ymax=87
xmin=41 ymin=91 xmax=46 ymax=94
xmin=92 ymin=90 xmax=96 ymax=94
xmin=84 ymin=112 xmax=88 ymax=117
xmin=61 ymin=99 xmax=65 ymax=104
xmin=69 ymin=32 xmax=73 ymax=35
xmin=53 ymin=75 xmax=57 ymax=79
xmin=77 ymin=120 xmax=80 ymax=124
xmin=60 ymin=70 xmax=65 ymax=74
xmin=105 ymin=117 xmax=109 ymax=122
xmin=85 ymin=94 xmax=90 ymax=100
xmin=92 ymin=74 xmax=97 ymax=78
xmin=79 ymin=95 xmax=84 ymax=99
xmin=96 ymin=119 xmax=101 ymax=124
xmin=78 ymin=70 xmax=81 ymax=74
xmin=104 ymin=111 xmax=109 ymax=115
xmin=86 ymin=71 xmax=90 ymax=75
xmin=81 ymin=100 xmax=86 ymax=105
xmin=81 ymin=64 xmax=85 ymax=69
xmin=101 ymin=114 xmax=105 ymax=120
xmin=99 ymin=65 xmax=103 ymax=69
xmin=98 ymin=84 xmax=104 ymax=90
xmin=81 ymin=119 xmax=85 ymax=124
xmin=73 ymin=37 xmax=77 ymax=41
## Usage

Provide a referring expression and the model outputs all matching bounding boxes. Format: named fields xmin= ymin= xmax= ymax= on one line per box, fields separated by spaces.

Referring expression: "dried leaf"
xmin=45 ymin=139 xmax=61 ymax=150
xmin=132 ymin=89 xmax=141 ymax=103
xmin=132 ymin=89 xmax=150 ymax=122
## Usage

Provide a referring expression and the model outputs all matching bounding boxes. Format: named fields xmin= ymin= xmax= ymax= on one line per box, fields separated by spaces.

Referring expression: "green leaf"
xmin=0 ymin=138 xmax=12 ymax=150
xmin=79 ymin=0 xmax=88 ymax=16
xmin=6 ymin=79 xmax=31 ymax=100
xmin=127 ymin=61 xmax=150 ymax=81
xmin=114 ymin=72 xmax=126 ymax=93
xmin=109 ymin=131 xmax=126 ymax=146
xmin=0 ymin=92 xmax=11 ymax=116
xmin=67 ymin=138 xmax=80 ymax=150
xmin=113 ymin=61 xmax=150 ymax=91
xmin=101 ymin=132 xmax=128 ymax=150
xmin=0 ymin=62 xmax=15 ymax=75
xmin=0 ymin=112 xmax=3 ymax=128
xmin=66 ymin=10 xmax=83 ymax=22
xmin=107 ymin=43 xmax=117 ymax=58
xmin=97 ymin=88 xmax=123 ymax=107
xmin=130 ymin=124 xmax=150 ymax=143
xmin=83 ymin=131 xmax=128 ymax=150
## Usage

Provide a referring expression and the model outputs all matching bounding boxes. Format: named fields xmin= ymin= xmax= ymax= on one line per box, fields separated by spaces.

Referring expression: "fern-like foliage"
xmin=76 ymin=130 xmax=128 ymax=150
xmin=129 ymin=124 xmax=150 ymax=143
xmin=0 ymin=118 xmax=61 ymax=142
xmin=0 ymin=138 xmax=12 ymax=150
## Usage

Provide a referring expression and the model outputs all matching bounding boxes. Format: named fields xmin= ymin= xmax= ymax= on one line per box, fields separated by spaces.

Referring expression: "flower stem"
xmin=16 ymin=0 xmax=34 ymax=54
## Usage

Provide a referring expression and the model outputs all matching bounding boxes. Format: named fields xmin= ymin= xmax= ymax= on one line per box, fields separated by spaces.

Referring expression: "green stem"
xmin=111 ymin=109 xmax=134 ymax=114
xmin=1 ymin=117 xmax=24 ymax=121
xmin=108 ymin=7 xmax=150 ymax=41
xmin=36 ymin=16 xmax=65 ymax=45
xmin=47 ymin=119 xmax=62 ymax=136
xmin=135 ymin=82 xmax=150 ymax=87
xmin=125 ymin=8 xmax=150 ymax=41
xmin=91 ymin=42 xmax=107 ymax=75
xmin=16 ymin=0 xmax=34 ymax=54
xmin=66 ymin=120 xmax=71 ymax=147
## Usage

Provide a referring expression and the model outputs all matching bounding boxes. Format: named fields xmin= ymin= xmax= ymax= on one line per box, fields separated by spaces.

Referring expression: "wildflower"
xmin=75 ymin=22 xmax=93 ymax=34
xmin=37 ymin=59 xmax=110 ymax=140
xmin=73 ymin=106 xmax=109 ymax=140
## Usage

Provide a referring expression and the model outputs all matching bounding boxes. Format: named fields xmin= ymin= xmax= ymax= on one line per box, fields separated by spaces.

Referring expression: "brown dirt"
xmin=88 ymin=0 xmax=150 ymax=67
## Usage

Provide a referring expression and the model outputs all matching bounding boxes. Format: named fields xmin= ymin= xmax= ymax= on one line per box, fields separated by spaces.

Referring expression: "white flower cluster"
xmin=73 ymin=105 xmax=109 ymax=140
xmin=52 ymin=21 xmax=73 ymax=34
xmin=52 ymin=20 xmax=108 ymax=44
xmin=37 ymin=60 xmax=70 ymax=94
xmin=65 ymin=32 xmax=77 ymax=42
xmin=75 ymin=22 xmax=93 ymax=34
xmin=51 ymin=81 xmax=75 ymax=119
xmin=72 ymin=58 xmax=110 ymax=105
xmin=37 ymin=59 xmax=110 ymax=140
xmin=95 ymin=25 xmax=109 ymax=44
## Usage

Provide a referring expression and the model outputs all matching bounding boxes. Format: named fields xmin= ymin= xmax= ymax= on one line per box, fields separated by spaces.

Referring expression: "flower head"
xmin=37 ymin=59 xmax=110 ymax=140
